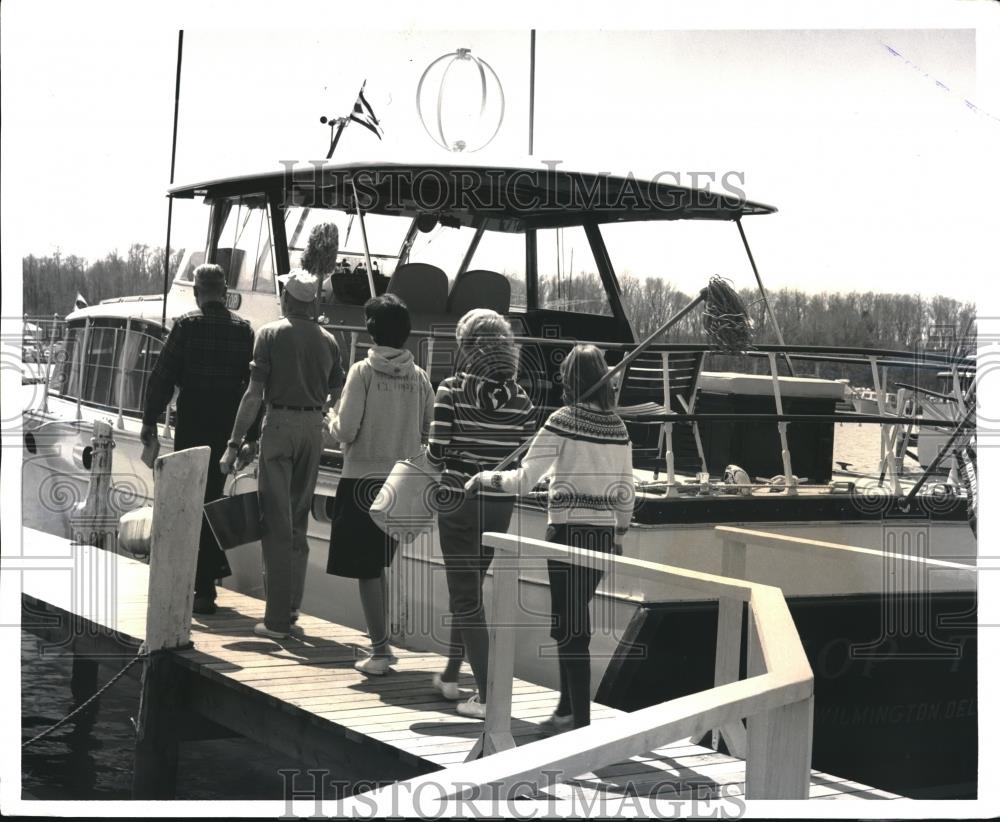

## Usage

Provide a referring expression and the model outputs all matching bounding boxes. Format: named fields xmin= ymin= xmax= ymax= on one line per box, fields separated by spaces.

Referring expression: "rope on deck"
xmin=21 ymin=643 xmax=148 ymax=749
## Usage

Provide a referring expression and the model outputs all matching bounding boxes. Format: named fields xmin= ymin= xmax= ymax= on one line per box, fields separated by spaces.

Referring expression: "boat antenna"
xmin=736 ymin=218 xmax=795 ymax=376
xmin=528 ymin=30 xmax=536 ymax=155
xmin=162 ymin=30 xmax=184 ymax=328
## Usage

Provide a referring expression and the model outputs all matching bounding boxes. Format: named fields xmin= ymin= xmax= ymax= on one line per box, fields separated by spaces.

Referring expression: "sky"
xmin=2 ymin=5 xmax=999 ymax=306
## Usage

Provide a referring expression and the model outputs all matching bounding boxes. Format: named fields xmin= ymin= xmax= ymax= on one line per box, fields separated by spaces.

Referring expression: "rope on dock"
xmin=21 ymin=643 xmax=147 ymax=749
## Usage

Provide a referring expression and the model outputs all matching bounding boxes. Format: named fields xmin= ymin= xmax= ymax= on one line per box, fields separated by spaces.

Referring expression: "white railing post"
xmin=75 ymin=318 xmax=92 ymax=421
xmin=704 ymin=538 xmax=748 ymax=757
xmin=467 ymin=539 xmax=519 ymax=761
xmin=870 ymin=355 xmax=900 ymax=492
xmin=116 ymin=320 xmax=131 ymax=429
xmin=661 ymin=421 xmax=677 ymax=496
xmin=745 ymin=597 xmax=813 ymax=799
xmin=766 ymin=352 xmax=796 ymax=495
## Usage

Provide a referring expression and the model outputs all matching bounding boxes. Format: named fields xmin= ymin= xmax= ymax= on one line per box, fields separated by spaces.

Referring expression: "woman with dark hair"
xmin=467 ymin=344 xmax=634 ymax=730
xmin=428 ymin=309 xmax=536 ymax=718
xmin=326 ymin=293 xmax=434 ymax=675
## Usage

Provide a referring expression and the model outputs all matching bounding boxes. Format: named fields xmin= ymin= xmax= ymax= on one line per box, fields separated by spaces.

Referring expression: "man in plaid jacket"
xmin=141 ymin=263 xmax=255 ymax=614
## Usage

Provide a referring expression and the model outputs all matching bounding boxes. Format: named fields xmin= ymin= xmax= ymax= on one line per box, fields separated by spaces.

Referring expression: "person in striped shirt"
xmin=428 ymin=309 xmax=536 ymax=719
xmin=468 ymin=344 xmax=634 ymax=731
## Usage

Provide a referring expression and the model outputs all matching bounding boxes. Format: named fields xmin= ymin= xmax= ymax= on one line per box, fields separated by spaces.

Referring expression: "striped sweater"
xmin=478 ymin=405 xmax=634 ymax=528
xmin=427 ymin=373 xmax=536 ymax=488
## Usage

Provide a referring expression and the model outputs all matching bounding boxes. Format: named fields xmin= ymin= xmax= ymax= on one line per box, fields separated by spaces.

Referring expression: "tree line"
xmin=24 ymin=249 xmax=974 ymax=388
xmin=535 ymin=270 xmax=975 ymax=385
xmin=22 ymin=245 xmax=182 ymax=319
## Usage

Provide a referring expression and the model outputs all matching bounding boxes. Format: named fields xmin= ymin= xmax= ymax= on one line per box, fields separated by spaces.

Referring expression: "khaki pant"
xmin=258 ymin=408 xmax=324 ymax=632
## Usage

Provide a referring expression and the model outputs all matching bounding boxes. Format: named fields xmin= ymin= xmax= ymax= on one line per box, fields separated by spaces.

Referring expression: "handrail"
xmin=352 ymin=530 xmax=814 ymax=803
xmin=320 ymin=317 xmax=972 ymax=368
xmin=24 ymin=311 xmax=973 ymax=368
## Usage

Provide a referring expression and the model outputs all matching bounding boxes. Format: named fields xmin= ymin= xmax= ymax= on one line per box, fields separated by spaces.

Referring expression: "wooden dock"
xmin=19 ymin=526 xmax=899 ymax=803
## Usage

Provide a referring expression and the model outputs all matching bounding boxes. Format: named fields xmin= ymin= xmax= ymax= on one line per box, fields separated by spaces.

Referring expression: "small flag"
xmin=74 ymin=292 xmax=88 ymax=310
xmin=349 ymin=84 xmax=383 ymax=140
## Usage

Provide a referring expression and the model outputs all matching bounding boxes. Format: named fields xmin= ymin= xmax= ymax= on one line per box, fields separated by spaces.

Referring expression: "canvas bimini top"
xmin=169 ymin=161 xmax=776 ymax=232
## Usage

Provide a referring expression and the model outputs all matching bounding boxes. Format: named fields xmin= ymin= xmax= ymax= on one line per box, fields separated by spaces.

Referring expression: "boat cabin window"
xmin=54 ymin=320 xmax=163 ymax=414
xmin=213 ymin=199 xmax=278 ymax=295
xmin=81 ymin=326 xmax=118 ymax=406
xmin=536 ymin=227 xmax=612 ymax=317
xmin=406 ymin=223 xmax=479 ymax=282
xmin=599 ymin=220 xmax=750 ymax=288
xmin=467 ymin=230 xmax=527 ymax=310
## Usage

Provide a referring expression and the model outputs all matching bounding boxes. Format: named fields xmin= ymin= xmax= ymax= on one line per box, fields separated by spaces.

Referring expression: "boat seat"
xmin=447 ymin=269 xmax=511 ymax=316
xmin=616 ymin=350 xmax=705 ymax=472
xmin=387 ymin=263 xmax=449 ymax=314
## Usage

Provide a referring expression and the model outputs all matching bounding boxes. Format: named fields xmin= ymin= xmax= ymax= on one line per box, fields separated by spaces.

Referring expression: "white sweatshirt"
xmin=479 ymin=405 xmax=634 ymax=529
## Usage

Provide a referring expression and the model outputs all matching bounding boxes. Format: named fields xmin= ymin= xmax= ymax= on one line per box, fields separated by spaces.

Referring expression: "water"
xmin=21 ymin=425 xmax=896 ymax=799
xmin=20 ymin=632 xmax=309 ymax=800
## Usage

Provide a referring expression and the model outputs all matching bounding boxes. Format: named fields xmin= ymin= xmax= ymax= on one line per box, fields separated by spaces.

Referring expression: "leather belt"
xmin=270 ymin=403 xmax=323 ymax=412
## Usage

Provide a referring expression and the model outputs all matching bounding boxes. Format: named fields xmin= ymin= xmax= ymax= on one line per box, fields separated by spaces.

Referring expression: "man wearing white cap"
xmin=221 ymin=269 xmax=345 ymax=638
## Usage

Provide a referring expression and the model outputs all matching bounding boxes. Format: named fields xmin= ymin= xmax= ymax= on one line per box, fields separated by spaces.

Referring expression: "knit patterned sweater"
xmin=479 ymin=405 xmax=635 ymax=528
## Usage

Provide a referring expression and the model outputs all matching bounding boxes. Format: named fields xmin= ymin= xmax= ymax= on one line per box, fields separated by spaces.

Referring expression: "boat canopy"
xmin=169 ymin=161 xmax=776 ymax=231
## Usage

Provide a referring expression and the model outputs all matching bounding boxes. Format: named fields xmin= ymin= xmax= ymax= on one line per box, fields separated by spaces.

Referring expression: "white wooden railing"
xmin=355 ymin=527 xmax=815 ymax=804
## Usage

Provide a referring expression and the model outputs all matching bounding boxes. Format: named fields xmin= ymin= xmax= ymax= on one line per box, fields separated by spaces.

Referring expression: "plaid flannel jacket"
xmin=141 ymin=301 xmax=254 ymax=426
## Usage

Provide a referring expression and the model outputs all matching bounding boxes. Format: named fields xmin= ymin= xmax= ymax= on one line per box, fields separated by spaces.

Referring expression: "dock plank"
xmin=18 ymin=527 xmax=901 ymax=800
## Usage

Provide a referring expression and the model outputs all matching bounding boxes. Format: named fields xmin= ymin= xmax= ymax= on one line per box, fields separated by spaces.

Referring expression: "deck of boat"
xmin=17 ymin=528 xmax=900 ymax=802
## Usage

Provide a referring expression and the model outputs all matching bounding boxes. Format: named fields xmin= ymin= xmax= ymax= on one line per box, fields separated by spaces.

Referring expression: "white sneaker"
xmin=253 ymin=622 xmax=288 ymax=639
xmin=354 ymin=654 xmax=397 ymax=676
xmin=455 ymin=695 xmax=486 ymax=719
xmin=432 ymin=673 xmax=466 ymax=701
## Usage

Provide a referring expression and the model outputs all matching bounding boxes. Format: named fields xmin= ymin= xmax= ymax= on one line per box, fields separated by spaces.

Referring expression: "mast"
xmin=528 ymin=30 xmax=536 ymax=156
xmin=525 ymin=29 xmax=538 ymax=309
xmin=161 ymin=30 xmax=184 ymax=328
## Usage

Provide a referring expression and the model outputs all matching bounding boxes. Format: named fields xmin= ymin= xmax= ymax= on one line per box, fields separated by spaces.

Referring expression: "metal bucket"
xmin=204 ymin=472 xmax=261 ymax=550
xmin=369 ymin=450 xmax=441 ymax=544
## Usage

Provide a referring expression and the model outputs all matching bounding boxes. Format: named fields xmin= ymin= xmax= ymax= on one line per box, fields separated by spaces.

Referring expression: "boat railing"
xmin=25 ymin=316 xmax=171 ymax=435
xmin=353 ymin=526 xmax=815 ymax=803
xmin=331 ymin=320 xmax=974 ymax=495
xmin=26 ymin=313 xmax=974 ymax=496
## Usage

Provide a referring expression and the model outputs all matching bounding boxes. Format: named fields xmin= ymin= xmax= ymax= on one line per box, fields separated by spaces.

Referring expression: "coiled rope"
xmin=702 ymin=275 xmax=754 ymax=353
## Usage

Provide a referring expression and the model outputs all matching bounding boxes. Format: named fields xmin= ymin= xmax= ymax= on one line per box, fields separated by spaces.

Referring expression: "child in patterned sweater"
xmin=467 ymin=344 xmax=634 ymax=730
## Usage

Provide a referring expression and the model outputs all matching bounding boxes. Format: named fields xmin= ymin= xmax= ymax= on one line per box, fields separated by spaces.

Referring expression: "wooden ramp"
xmin=18 ymin=528 xmax=898 ymax=801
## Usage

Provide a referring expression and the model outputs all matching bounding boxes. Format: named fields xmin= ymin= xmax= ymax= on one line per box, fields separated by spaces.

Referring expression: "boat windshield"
xmin=285 ymin=207 xmax=616 ymax=318
xmin=286 ymin=207 xmax=410 ymax=279
xmin=600 ymin=220 xmax=753 ymax=288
